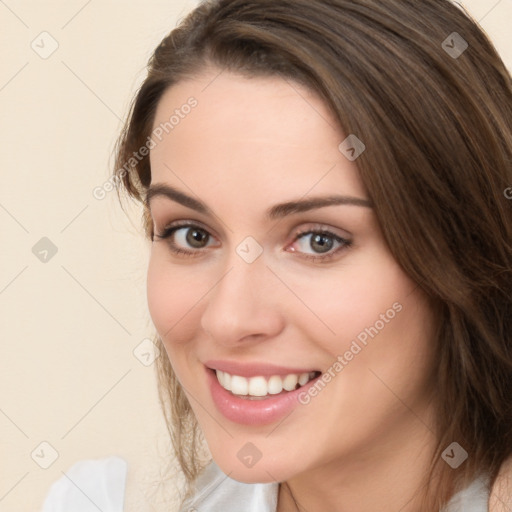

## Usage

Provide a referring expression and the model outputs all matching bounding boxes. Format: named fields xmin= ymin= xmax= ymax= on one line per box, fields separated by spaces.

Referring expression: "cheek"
xmin=322 ymin=274 xmax=436 ymax=418
xmin=146 ymin=252 xmax=201 ymax=345
xmin=286 ymin=256 xmax=411 ymax=353
xmin=146 ymin=254 xmax=207 ymax=389
xmin=146 ymin=255 xmax=174 ymax=335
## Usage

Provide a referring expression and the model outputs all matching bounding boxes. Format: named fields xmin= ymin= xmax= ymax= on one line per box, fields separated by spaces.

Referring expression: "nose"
xmin=200 ymin=255 xmax=285 ymax=347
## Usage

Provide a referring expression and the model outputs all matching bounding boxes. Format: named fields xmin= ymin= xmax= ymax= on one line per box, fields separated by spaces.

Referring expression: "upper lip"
xmin=204 ymin=359 xmax=319 ymax=378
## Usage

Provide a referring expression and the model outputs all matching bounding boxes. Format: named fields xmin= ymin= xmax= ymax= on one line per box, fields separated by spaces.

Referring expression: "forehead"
xmin=149 ymin=69 xmax=368 ymax=203
xmin=153 ymin=70 xmax=339 ymax=137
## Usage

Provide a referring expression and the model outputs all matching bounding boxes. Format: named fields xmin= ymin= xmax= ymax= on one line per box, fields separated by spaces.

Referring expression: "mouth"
xmin=211 ymin=368 xmax=322 ymax=400
xmin=204 ymin=360 xmax=324 ymax=425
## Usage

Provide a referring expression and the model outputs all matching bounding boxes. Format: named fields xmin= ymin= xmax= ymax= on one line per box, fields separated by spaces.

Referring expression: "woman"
xmin=42 ymin=0 xmax=512 ymax=510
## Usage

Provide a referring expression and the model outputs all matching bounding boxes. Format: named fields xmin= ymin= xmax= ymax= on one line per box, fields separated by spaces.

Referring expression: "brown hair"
xmin=113 ymin=0 xmax=512 ymax=508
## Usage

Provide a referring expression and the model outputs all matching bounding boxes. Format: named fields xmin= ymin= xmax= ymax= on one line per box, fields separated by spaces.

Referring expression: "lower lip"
xmin=206 ymin=366 xmax=320 ymax=426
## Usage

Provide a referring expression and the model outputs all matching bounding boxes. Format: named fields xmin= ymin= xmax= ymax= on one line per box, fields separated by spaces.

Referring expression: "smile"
xmin=215 ymin=369 xmax=321 ymax=399
xmin=205 ymin=362 xmax=323 ymax=425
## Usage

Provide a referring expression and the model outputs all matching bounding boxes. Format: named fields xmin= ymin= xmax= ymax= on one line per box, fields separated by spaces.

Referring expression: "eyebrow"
xmin=145 ymin=184 xmax=373 ymax=220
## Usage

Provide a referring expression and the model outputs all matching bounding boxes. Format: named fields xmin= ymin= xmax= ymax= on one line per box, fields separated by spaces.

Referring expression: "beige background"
xmin=0 ymin=1 xmax=510 ymax=511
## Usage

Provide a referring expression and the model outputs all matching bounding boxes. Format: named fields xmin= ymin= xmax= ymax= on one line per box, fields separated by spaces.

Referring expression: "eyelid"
xmin=155 ymin=219 xmax=219 ymax=240
xmin=149 ymin=204 xmax=222 ymax=233
xmin=290 ymin=222 xmax=352 ymax=239
xmin=155 ymin=221 xmax=220 ymax=245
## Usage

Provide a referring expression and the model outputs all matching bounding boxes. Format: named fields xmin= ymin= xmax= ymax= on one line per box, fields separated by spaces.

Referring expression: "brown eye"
xmin=309 ymin=233 xmax=335 ymax=253
xmin=184 ymin=227 xmax=210 ymax=248
xmin=154 ymin=223 xmax=217 ymax=256
xmin=287 ymin=228 xmax=353 ymax=263
xmin=294 ymin=231 xmax=348 ymax=255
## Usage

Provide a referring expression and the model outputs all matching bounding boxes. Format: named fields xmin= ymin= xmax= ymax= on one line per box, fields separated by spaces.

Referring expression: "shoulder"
xmin=443 ymin=463 xmax=512 ymax=512
xmin=41 ymin=455 xmax=127 ymax=512
xmin=442 ymin=473 xmax=489 ymax=512
xmin=489 ymin=457 xmax=512 ymax=512
xmin=179 ymin=461 xmax=279 ymax=512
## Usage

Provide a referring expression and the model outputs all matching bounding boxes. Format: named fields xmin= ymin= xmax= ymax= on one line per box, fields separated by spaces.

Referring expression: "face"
xmin=147 ymin=68 xmax=437 ymax=483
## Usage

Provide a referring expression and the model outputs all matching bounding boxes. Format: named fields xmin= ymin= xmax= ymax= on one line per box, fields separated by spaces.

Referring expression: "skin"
xmin=147 ymin=68 xmax=439 ymax=511
xmin=490 ymin=459 xmax=512 ymax=511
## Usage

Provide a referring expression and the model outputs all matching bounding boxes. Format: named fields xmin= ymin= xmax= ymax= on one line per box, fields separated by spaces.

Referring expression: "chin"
xmin=209 ymin=447 xmax=304 ymax=484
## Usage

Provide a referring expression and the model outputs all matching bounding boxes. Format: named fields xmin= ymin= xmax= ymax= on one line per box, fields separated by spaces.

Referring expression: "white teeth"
xmin=230 ymin=375 xmax=248 ymax=395
xmin=223 ymin=371 xmax=231 ymax=391
xmin=267 ymin=375 xmax=283 ymax=395
xmin=298 ymin=372 xmax=310 ymax=386
xmin=215 ymin=370 xmax=318 ymax=397
xmin=283 ymin=374 xmax=298 ymax=391
xmin=248 ymin=376 xmax=267 ymax=396
xmin=216 ymin=370 xmax=232 ymax=391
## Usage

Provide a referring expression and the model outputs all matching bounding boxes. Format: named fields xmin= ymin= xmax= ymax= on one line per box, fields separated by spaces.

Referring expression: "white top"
xmin=41 ymin=456 xmax=127 ymax=512
xmin=41 ymin=456 xmax=489 ymax=511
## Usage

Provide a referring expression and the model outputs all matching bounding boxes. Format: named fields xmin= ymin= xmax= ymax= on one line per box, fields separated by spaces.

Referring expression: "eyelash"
xmin=153 ymin=221 xmax=352 ymax=262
